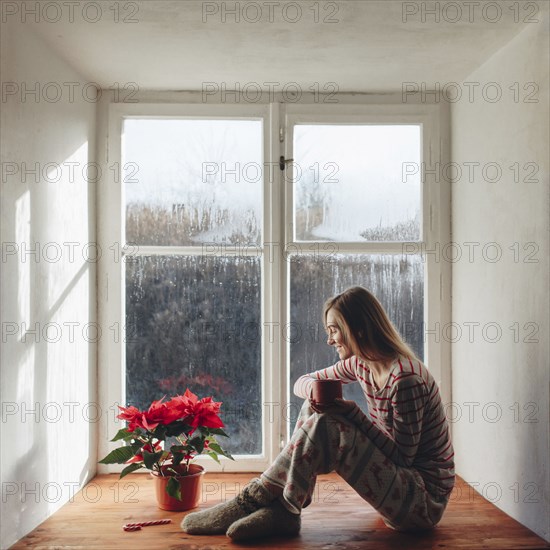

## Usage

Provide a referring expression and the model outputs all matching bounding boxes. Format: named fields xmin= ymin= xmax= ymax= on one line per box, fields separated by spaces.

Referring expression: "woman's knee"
xmin=304 ymin=411 xmax=346 ymax=432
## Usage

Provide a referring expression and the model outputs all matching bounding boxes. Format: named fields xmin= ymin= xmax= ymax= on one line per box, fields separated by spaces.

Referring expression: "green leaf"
xmin=165 ymin=420 xmax=192 ymax=438
xmin=143 ymin=450 xmax=164 ymax=470
xmin=221 ymin=449 xmax=235 ymax=461
xmin=205 ymin=427 xmax=229 ymax=438
xmin=170 ymin=450 xmax=185 ymax=466
xmin=153 ymin=425 xmax=167 ymax=441
xmin=206 ymin=451 xmax=221 ymax=464
xmin=119 ymin=463 xmax=143 ymax=478
xmin=110 ymin=428 xmax=134 ymax=442
xmin=166 ymin=477 xmax=182 ymax=500
xmin=98 ymin=445 xmax=137 ymax=465
xmin=207 ymin=441 xmax=224 ymax=454
xmin=212 ymin=447 xmax=234 ymax=461
xmin=190 ymin=438 xmax=205 ymax=455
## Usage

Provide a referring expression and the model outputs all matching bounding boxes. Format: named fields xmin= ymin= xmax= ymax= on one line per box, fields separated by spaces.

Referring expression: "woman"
xmin=182 ymin=286 xmax=455 ymax=541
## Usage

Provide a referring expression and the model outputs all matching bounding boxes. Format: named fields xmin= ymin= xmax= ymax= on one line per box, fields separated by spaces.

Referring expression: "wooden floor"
xmin=12 ymin=473 xmax=549 ymax=549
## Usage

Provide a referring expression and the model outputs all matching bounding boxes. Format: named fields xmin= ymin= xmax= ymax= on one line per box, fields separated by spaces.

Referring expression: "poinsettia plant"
xmin=99 ymin=389 xmax=233 ymax=499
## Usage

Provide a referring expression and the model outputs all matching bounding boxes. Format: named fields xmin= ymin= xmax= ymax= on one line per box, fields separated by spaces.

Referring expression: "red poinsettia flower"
xmin=190 ymin=396 xmax=224 ymax=429
xmin=116 ymin=405 xmax=143 ymax=432
xmin=165 ymin=389 xmax=224 ymax=430
xmin=117 ymin=390 xmax=224 ymax=433
xmin=166 ymin=389 xmax=196 ymax=420
xmin=118 ymin=397 xmax=184 ymax=431
xmin=141 ymin=397 xmax=171 ymax=430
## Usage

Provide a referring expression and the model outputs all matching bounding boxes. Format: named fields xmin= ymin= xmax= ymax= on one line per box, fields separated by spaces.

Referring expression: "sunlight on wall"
xmin=45 ymin=142 xmax=90 ymax=311
xmin=44 ymin=141 xmax=93 ymax=513
xmin=14 ymin=190 xmax=35 ymax=459
xmin=10 ymin=142 xmax=94 ymax=516
xmin=14 ymin=347 xmax=35 ymax=458
xmin=46 ymin=274 xmax=92 ymax=514
xmin=15 ymin=191 xmax=30 ymax=329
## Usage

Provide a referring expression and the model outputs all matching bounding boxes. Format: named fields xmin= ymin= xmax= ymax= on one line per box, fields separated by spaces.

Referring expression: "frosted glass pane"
xmin=294 ymin=125 xmax=421 ymax=242
xmin=289 ymin=254 xmax=424 ymax=424
xmin=124 ymin=119 xmax=263 ymax=246
xmin=126 ymin=255 xmax=261 ymax=455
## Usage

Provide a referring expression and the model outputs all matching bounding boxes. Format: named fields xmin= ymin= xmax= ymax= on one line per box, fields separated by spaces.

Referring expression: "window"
xmin=123 ymin=119 xmax=263 ymax=456
xmin=99 ymin=101 xmax=449 ymax=470
xmin=286 ymin=121 xmax=424 ymax=425
xmin=293 ymin=124 xmax=421 ymax=242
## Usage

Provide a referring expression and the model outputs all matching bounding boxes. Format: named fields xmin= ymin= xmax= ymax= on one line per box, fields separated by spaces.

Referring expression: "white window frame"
xmin=97 ymin=98 xmax=450 ymax=473
xmin=98 ymin=102 xmax=279 ymax=473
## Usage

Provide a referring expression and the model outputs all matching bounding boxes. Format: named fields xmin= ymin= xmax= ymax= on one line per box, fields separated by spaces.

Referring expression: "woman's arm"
xmin=293 ymin=356 xmax=360 ymax=399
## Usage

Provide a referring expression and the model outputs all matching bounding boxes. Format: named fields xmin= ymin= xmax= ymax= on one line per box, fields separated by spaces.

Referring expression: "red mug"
xmin=311 ymin=379 xmax=343 ymax=405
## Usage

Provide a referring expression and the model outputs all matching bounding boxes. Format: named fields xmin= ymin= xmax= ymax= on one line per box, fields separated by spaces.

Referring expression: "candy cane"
xmin=123 ymin=519 xmax=172 ymax=531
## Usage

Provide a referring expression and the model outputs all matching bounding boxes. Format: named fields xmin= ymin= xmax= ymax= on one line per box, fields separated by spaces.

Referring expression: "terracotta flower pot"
xmin=151 ymin=463 xmax=205 ymax=511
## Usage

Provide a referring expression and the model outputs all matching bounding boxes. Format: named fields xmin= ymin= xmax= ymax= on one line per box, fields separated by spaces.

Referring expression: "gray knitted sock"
xmin=181 ymin=478 xmax=274 ymax=535
xmin=226 ymin=498 xmax=301 ymax=541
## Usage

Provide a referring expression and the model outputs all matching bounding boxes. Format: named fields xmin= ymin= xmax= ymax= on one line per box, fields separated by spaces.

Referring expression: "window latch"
xmin=279 ymin=156 xmax=294 ymax=171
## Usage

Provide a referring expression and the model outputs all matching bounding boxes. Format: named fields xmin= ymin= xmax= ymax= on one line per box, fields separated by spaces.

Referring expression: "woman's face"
xmin=325 ymin=309 xmax=352 ymax=360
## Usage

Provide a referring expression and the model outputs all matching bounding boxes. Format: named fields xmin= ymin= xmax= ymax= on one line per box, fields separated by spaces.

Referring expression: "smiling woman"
xmin=289 ymin=253 xmax=424 ymax=421
xmin=181 ymin=285 xmax=454 ymax=541
xmin=325 ymin=310 xmax=350 ymax=360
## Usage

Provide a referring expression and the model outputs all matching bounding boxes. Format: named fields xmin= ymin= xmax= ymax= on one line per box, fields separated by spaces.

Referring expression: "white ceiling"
xmin=30 ymin=0 xmax=532 ymax=92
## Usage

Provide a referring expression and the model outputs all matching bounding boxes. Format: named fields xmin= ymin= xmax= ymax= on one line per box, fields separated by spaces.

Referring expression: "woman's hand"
xmin=309 ymin=398 xmax=357 ymax=416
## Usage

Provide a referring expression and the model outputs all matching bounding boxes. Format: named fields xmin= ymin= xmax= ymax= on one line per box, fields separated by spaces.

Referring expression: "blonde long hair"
xmin=323 ymin=286 xmax=418 ymax=363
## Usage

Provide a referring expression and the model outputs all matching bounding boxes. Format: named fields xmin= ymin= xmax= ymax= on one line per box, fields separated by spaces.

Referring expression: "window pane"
xmin=289 ymin=254 xmax=424 ymax=424
xmin=126 ymin=255 xmax=261 ymax=455
xmin=294 ymin=125 xmax=421 ymax=242
xmin=124 ymin=119 xmax=263 ymax=246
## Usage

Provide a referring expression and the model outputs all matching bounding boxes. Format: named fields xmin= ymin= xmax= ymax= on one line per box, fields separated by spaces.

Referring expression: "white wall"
xmin=451 ymin=8 xmax=549 ymax=541
xmin=0 ymin=22 xmax=97 ymax=549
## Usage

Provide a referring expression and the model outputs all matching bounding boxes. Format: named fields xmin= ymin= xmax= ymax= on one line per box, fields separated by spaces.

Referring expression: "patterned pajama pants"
xmin=261 ymin=401 xmax=449 ymax=531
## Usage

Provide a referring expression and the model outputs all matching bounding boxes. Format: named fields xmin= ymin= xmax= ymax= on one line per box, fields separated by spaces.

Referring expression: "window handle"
xmin=279 ymin=156 xmax=294 ymax=171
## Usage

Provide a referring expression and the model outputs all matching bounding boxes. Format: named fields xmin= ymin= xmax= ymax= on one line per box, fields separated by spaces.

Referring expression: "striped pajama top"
xmin=294 ymin=355 xmax=455 ymax=499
